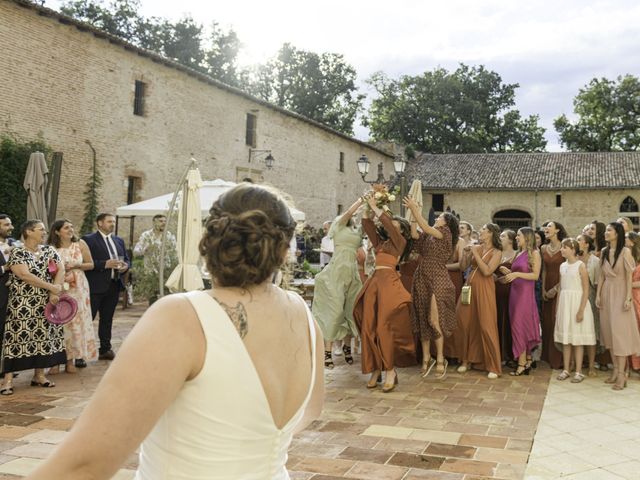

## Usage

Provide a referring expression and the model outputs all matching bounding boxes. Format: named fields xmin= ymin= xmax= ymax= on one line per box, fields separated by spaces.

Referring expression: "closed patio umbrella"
xmin=23 ymin=152 xmax=49 ymax=226
xmin=404 ymin=179 xmax=423 ymax=223
xmin=165 ymin=166 xmax=205 ymax=293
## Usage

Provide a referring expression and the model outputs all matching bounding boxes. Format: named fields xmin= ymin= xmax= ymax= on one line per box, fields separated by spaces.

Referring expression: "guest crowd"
xmin=313 ymin=195 xmax=640 ymax=393
xmin=0 ymin=213 xmax=130 ymax=395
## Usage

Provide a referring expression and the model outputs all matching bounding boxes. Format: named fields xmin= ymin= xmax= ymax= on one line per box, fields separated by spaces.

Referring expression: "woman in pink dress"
xmin=48 ymin=220 xmax=98 ymax=374
xmin=626 ymin=231 xmax=640 ymax=371
xmin=503 ymin=228 xmax=541 ymax=375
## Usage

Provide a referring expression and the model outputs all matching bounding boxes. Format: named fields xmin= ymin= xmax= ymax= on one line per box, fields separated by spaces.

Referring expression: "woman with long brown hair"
xmin=597 ymin=222 xmax=640 ymax=390
xmin=541 ymin=221 xmax=567 ymax=370
xmin=404 ymin=198 xmax=459 ymax=379
xmin=456 ymin=223 xmax=503 ymax=378
xmin=354 ymin=194 xmax=415 ymax=392
xmin=496 ymin=229 xmax=517 ymax=365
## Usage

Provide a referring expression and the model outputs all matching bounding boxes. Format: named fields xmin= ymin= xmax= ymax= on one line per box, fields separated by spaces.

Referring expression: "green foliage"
xmin=554 ymin=75 xmax=640 ymax=151
xmin=131 ymin=254 xmax=177 ymax=303
xmin=244 ymin=43 xmax=365 ymax=135
xmin=0 ymin=134 xmax=51 ymax=229
xmin=80 ymin=142 xmax=102 ymax=235
xmin=364 ymin=64 xmax=547 ymax=153
xmin=60 ymin=0 xmax=242 ymax=85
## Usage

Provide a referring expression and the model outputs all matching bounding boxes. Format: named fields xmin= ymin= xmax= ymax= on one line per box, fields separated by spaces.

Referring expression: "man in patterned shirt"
xmin=133 ymin=214 xmax=178 ymax=273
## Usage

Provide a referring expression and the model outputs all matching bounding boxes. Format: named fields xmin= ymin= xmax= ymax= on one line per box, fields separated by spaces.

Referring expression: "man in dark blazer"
xmin=83 ymin=213 xmax=130 ymax=360
xmin=0 ymin=214 xmax=15 ymax=348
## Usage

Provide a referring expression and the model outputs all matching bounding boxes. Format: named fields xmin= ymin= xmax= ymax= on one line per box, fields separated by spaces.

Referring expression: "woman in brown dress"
xmin=404 ymin=198 xmax=459 ymax=379
xmin=541 ymin=221 xmax=567 ymax=370
xmin=596 ymin=222 xmax=640 ymax=390
xmin=447 ymin=237 xmax=465 ymax=302
xmin=456 ymin=223 xmax=503 ymax=378
xmin=353 ymin=195 xmax=415 ymax=392
xmin=495 ymin=230 xmax=517 ymax=365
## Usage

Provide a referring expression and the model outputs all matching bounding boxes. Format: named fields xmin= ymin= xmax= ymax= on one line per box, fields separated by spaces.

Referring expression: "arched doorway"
xmin=620 ymin=196 xmax=639 ymax=230
xmin=492 ymin=209 xmax=532 ymax=230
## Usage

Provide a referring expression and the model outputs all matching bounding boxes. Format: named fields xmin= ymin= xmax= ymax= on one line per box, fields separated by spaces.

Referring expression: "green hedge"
xmin=0 ymin=134 xmax=51 ymax=230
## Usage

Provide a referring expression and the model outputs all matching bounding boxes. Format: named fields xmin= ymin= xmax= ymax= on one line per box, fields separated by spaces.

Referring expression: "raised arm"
xmin=403 ymin=196 xmax=443 ymax=239
xmin=378 ymin=210 xmax=406 ymax=253
xmin=337 ymin=197 xmax=364 ymax=226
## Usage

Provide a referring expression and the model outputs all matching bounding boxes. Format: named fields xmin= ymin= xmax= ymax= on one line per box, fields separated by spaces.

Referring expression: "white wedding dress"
xmin=136 ymin=290 xmax=316 ymax=479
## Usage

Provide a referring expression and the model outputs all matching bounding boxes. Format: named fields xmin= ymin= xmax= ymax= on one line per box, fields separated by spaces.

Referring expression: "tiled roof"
xmin=408 ymin=152 xmax=640 ymax=190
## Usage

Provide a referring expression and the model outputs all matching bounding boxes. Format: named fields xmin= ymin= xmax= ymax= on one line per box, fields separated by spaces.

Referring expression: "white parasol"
xmin=404 ymin=179 xmax=423 ymax=223
xmin=165 ymin=166 xmax=205 ymax=293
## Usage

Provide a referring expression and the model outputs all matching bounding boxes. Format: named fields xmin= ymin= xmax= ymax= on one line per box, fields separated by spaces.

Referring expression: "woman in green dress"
xmin=312 ymin=197 xmax=364 ymax=368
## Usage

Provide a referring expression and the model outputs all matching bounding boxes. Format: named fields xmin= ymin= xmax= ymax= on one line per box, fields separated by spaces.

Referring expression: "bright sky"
xmin=48 ymin=0 xmax=640 ymax=150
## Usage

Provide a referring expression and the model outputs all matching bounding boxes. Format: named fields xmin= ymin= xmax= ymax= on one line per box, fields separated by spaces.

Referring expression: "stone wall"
xmin=0 ymin=1 xmax=393 ymax=243
xmin=423 ymin=189 xmax=640 ymax=235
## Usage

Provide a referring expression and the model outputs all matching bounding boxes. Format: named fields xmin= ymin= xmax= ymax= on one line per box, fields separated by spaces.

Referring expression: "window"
xmin=556 ymin=193 xmax=562 ymax=208
xmin=245 ymin=113 xmax=257 ymax=147
xmin=337 ymin=204 xmax=344 ymax=215
xmin=432 ymin=194 xmax=444 ymax=212
xmin=126 ymin=176 xmax=140 ymax=204
xmin=620 ymin=196 xmax=639 ymax=213
xmin=133 ymin=80 xmax=146 ymax=116
xmin=339 ymin=152 xmax=345 ymax=172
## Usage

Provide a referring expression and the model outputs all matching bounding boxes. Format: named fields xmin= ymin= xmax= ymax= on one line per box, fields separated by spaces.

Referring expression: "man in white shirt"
xmin=319 ymin=221 xmax=334 ymax=268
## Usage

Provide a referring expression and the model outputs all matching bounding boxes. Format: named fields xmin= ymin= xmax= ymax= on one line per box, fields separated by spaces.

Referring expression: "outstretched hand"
xmin=403 ymin=196 xmax=418 ymax=211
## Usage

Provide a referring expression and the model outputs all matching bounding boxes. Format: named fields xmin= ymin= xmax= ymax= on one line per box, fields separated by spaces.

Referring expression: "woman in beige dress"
xmin=596 ymin=222 xmax=640 ymax=390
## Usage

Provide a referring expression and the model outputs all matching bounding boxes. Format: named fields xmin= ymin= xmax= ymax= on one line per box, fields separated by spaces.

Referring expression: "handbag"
xmin=48 ymin=259 xmax=58 ymax=276
xmin=461 ymin=248 xmax=494 ymax=306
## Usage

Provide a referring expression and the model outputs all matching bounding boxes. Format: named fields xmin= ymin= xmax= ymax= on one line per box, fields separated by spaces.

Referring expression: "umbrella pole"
xmin=158 ymin=158 xmax=197 ymax=298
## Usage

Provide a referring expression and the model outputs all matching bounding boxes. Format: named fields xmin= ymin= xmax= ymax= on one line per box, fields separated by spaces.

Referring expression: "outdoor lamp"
xmin=393 ymin=154 xmax=407 ymax=175
xmin=264 ymin=153 xmax=275 ymax=169
xmin=357 ymin=154 xmax=370 ymax=179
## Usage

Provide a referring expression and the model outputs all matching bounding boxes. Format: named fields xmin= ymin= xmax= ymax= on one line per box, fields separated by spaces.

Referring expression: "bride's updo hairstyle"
xmin=199 ymin=183 xmax=297 ymax=288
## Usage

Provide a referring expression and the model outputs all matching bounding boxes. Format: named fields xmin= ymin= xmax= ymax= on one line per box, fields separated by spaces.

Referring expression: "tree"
xmin=554 ymin=75 xmax=640 ymax=151
xmin=364 ymin=64 xmax=547 ymax=153
xmin=245 ymin=44 xmax=364 ymax=135
xmin=60 ymin=0 xmax=241 ymax=85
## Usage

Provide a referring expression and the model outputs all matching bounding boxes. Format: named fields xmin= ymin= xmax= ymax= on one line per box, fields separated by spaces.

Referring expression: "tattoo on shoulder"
xmin=217 ymin=300 xmax=248 ymax=338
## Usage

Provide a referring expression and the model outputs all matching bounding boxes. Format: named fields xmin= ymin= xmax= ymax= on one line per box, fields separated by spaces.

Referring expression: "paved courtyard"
xmin=0 ymin=304 xmax=639 ymax=479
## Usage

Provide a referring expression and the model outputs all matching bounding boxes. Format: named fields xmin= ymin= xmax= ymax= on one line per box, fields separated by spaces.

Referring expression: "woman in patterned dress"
xmin=47 ymin=220 xmax=98 ymax=374
xmin=0 ymin=220 xmax=66 ymax=395
xmin=404 ymin=197 xmax=459 ymax=379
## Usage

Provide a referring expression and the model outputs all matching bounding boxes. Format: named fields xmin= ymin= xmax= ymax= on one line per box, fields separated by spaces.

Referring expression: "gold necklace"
xmin=546 ymin=242 xmax=561 ymax=255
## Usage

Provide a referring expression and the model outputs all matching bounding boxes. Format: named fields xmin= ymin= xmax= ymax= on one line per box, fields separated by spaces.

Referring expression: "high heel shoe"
xmin=367 ymin=370 xmax=382 ymax=389
xmin=382 ymin=371 xmax=398 ymax=393
xmin=435 ymin=359 xmax=448 ymax=380
xmin=324 ymin=351 xmax=334 ymax=369
xmin=421 ymin=358 xmax=436 ymax=378
xmin=342 ymin=345 xmax=354 ymax=365
xmin=510 ymin=362 xmax=531 ymax=376
xmin=604 ymin=370 xmax=618 ymax=384
xmin=30 ymin=377 xmax=55 ymax=388
xmin=612 ymin=373 xmax=627 ymax=391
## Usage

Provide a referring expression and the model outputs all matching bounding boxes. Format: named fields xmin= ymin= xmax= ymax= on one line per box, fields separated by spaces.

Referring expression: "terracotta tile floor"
xmin=0 ymin=304 xmax=638 ymax=479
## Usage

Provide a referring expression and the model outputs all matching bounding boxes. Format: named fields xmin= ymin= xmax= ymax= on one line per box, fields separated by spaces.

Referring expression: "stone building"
xmin=408 ymin=152 xmax=640 ymax=235
xmin=0 ymin=0 xmax=394 ymax=237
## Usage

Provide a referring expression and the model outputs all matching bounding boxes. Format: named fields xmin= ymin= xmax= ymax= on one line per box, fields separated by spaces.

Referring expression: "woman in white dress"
xmin=26 ymin=183 xmax=324 ymax=480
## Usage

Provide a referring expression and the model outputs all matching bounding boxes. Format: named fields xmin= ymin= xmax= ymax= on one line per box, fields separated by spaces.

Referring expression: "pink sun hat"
xmin=44 ymin=294 xmax=78 ymax=326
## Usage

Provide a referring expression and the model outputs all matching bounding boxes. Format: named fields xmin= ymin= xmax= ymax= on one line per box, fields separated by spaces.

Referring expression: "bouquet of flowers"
xmin=369 ymin=183 xmax=399 ymax=215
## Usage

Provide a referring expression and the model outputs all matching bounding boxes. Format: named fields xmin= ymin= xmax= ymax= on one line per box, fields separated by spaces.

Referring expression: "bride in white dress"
xmin=26 ymin=183 xmax=324 ymax=480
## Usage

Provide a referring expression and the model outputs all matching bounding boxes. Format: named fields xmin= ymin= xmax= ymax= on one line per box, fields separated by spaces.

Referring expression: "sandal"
xmin=75 ymin=359 xmax=88 ymax=368
xmin=571 ymin=372 xmax=585 ymax=383
xmin=421 ymin=358 xmax=436 ymax=378
xmin=342 ymin=345 xmax=354 ymax=365
xmin=587 ymin=368 xmax=597 ymax=378
xmin=31 ymin=378 xmax=55 ymax=388
xmin=324 ymin=351 xmax=334 ymax=369
xmin=510 ymin=363 xmax=531 ymax=376
xmin=556 ymin=370 xmax=570 ymax=381
xmin=0 ymin=382 xmax=13 ymax=396
xmin=435 ymin=359 xmax=448 ymax=380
